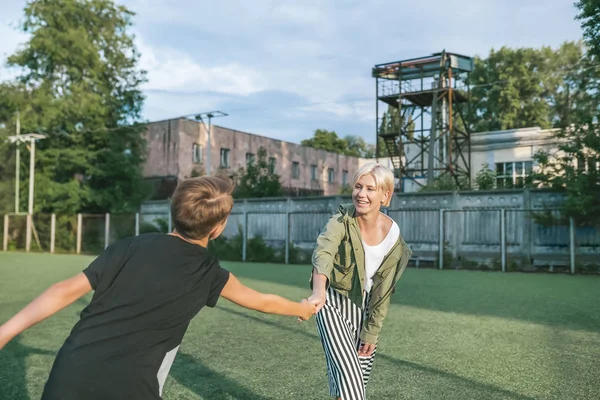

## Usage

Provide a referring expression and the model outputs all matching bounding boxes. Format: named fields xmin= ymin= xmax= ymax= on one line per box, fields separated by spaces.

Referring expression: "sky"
xmin=0 ymin=0 xmax=583 ymax=144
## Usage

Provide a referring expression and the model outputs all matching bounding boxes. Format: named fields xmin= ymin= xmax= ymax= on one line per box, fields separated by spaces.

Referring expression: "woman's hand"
xmin=298 ymin=290 xmax=326 ymax=322
xmin=306 ymin=290 xmax=327 ymax=313
xmin=358 ymin=342 xmax=376 ymax=357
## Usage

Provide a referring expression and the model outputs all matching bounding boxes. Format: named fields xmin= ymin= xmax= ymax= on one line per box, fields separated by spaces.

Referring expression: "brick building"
xmin=142 ymin=118 xmax=374 ymax=198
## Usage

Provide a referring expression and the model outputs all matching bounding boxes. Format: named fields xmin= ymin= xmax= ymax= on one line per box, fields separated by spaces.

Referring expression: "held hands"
xmin=298 ymin=299 xmax=317 ymax=321
xmin=297 ymin=290 xmax=326 ymax=323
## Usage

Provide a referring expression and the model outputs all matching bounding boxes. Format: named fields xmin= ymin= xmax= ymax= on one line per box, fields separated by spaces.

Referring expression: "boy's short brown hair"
xmin=170 ymin=176 xmax=234 ymax=240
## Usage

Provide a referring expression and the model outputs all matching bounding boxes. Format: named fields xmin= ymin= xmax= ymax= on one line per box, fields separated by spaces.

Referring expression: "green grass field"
xmin=0 ymin=252 xmax=599 ymax=400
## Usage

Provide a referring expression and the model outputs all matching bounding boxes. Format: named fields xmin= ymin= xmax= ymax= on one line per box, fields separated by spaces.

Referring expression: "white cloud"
xmin=136 ymin=37 xmax=267 ymax=95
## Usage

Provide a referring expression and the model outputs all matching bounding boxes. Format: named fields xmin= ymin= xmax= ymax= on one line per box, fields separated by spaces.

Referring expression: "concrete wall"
xmin=140 ymin=189 xmax=600 ymax=267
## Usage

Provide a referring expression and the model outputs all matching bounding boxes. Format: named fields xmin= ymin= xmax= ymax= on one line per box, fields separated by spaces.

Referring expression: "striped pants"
xmin=316 ymin=287 xmax=376 ymax=400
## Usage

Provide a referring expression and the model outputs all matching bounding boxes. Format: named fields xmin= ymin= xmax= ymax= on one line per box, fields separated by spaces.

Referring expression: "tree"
xmin=470 ymin=43 xmax=589 ymax=133
xmin=301 ymin=129 xmax=376 ymax=158
xmin=533 ymin=3 xmax=600 ymax=226
xmin=301 ymin=129 xmax=348 ymax=154
xmin=0 ymin=0 xmax=149 ymax=214
xmin=474 ymin=163 xmax=497 ymax=190
xmin=234 ymin=147 xmax=282 ymax=198
xmin=377 ymin=105 xmax=415 ymax=158
xmin=576 ymin=0 xmax=600 ymax=60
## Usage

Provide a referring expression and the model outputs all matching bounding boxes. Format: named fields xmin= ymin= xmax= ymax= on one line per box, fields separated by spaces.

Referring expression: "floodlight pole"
xmin=193 ymin=111 xmax=228 ymax=176
xmin=15 ymin=111 xmax=20 ymax=214
xmin=8 ymin=133 xmax=46 ymax=215
xmin=28 ymin=137 xmax=37 ymax=215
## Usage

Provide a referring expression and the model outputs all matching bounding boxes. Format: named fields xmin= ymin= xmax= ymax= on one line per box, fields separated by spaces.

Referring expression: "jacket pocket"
xmin=331 ymin=262 xmax=354 ymax=290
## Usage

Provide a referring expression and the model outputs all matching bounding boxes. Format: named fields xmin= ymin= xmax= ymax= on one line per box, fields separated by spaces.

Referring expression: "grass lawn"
xmin=0 ymin=252 xmax=599 ymax=400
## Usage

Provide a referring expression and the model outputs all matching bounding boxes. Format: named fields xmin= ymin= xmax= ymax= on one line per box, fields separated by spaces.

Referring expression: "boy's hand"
xmin=298 ymin=299 xmax=317 ymax=321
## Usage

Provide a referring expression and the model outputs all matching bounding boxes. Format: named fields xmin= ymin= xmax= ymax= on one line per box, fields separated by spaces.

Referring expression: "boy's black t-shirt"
xmin=41 ymin=233 xmax=230 ymax=400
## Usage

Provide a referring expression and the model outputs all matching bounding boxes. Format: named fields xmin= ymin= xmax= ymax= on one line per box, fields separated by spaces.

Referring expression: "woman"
xmin=308 ymin=162 xmax=412 ymax=400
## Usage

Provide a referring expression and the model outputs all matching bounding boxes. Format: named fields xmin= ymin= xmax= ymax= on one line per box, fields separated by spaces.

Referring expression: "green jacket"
xmin=311 ymin=204 xmax=413 ymax=344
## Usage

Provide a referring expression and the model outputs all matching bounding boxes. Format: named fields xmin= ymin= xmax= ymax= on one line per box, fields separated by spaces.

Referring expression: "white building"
xmin=399 ymin=126 xmax=561 ymax=192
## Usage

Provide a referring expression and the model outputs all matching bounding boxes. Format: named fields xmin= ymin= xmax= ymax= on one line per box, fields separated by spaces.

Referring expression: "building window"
xmin=220 ymin=148 xmax=230 ymax=168
xmin=292 ymin=162 xmax=300 ymax=179
xmin=310 ymin=165 xmax=317 ymax=181
xmin=342 ymin=170 xmax=348 ymax=186
xmin=269 ymin=157 xmax=276 ymax=173
xmin=495 ymin=161 xmax=533 ymax=188
xmin=328 ymin=168 xmax=335 ymax=183
xmin=246 ymin=152 xmax=255 ymax=165
xmin=192 ymin=143 xmax=202 ymax=164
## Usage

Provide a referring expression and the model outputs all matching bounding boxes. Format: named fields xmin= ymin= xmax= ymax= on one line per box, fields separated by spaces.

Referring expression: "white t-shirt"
xmin=361 ymin=217 xmax=400 ymax=293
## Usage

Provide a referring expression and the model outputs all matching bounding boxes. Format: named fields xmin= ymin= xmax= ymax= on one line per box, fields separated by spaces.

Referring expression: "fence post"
xmin=76 ymin=213 xmax=82 ymax=255
xmin=135 ymin=213 xmax=140 ymax=236
xmin=105 ymin=213 xmax=110 ymax=249
xmin=25 ymin=214 xmax=32 ymax=252
xmin=167 ymin=209 xmax=172 ymax=233
xmin=438 ymin=209 xmax=445 ymax=269
xmin=242 ymin=211 xmax=248 ymax=262
xmin=569 ymin=217 xmax=575 ymax=274
xmin=2 ymin=215 xmax=8 ymax=251
xmin=285 ymin=212 xmax=290 ymax=264
xmin=50 ymin=213 xmax=56 ymax=254
xmin=500 ymin=209 xmax=506 ymax=272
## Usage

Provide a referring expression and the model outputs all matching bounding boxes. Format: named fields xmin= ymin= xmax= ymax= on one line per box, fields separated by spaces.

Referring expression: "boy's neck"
xmin=169 ymin=230 xmax=209 ymax=248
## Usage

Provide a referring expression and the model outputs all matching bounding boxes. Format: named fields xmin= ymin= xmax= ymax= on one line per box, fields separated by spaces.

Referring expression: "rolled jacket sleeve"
xmin=311 ymin=211 xmax=346 ymax=286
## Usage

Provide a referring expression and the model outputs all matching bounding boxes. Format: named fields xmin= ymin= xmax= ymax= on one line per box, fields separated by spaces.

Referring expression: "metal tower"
xmin=373 ymin=51 xmax=474 ymax=191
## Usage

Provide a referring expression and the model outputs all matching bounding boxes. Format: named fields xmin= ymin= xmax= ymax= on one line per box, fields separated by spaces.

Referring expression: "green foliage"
xmin=0 ymin=0 xmax=150 ymax=215
xmin=377 ymin=106 xmax=415 ymax=158
xmin=475 ymin=163 xmax=497 ymax=190
xmin=301 ymin=129 xmax=375 ymax=158
xmin=470 ymin=42 xmax=591 ymax=132
xmin=532 ymin=6 xmax=600 ymax=227
xmin=233 ymin=147 xmax=282 ymax=198
xmin=339 ymin=184 xmax=353 ymax=195
xmin=208 ymin=228 xmax=310 ymax=264
xmin=576 ymin=0 xmax=600 ymax=60
xmin=419 ymin=174 xmax=470 ymax=192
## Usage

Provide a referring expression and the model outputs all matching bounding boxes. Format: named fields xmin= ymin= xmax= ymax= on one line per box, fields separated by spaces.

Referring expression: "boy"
xmin=0 ymin=176 xmax=315 ymax=399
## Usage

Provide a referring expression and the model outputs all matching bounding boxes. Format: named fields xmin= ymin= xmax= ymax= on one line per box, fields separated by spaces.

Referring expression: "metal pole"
xmin=438 ymin=209 xmax=445 ymax=269
xmin=500 ymin=209 xmax=506 ymax=272
xmin=242 ymin=212 xmax=248 ymax=262
xmin=285 ymin=212 xmax=290 ymax=264
xmin=135 ymin=213 xmax=140 ymax=236
xmin=76 ymin=213 xmax=82 ymax=254
xmin=50 ymin=213 xmax=56 ymax=254
xmin=26 ymin=214 xmax=32 ymax=252
xmin=3 ymin=215 xmax=8 ymax=251
xmin=375 ymin=77 xmax=379 ymax=162
xmin=15 ymin=111 xmax=20 ymax=214
xmin=206 ymin=116 xmax=212 ymax=176
xmin=28 ymin=138 xmax=35 ymax=215
xmin=105 ymin=213 xmax=110 ymax=249
xmin=569 ymin=217 xmax=575 ymax=274
xmin=167 ymin=209 xmax=172 ymax=232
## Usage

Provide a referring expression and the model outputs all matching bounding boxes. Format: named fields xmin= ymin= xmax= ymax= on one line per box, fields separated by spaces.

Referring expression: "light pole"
xmin=8 ymin=133 xmax=46 ymax=252
xmin=8 ymin=133 xmax=46 ymax=215
xmin=15 ymin=111 xmax=20 ymax=214
xmin=193 ymin=111 xmax=228 ymax=176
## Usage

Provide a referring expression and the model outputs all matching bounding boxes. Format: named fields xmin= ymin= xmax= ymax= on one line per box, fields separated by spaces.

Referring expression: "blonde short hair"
xmin=170 ymin=176 xmax=234 ymax=239
xmin=352 ymin=162 xmax=395 ymax=207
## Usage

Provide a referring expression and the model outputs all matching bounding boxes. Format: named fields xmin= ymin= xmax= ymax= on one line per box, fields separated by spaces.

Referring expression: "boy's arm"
xmin=0 ymin=273 xmax=92 ymax=349
xmin=220 ymin=273 xmax=315 ymax=320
